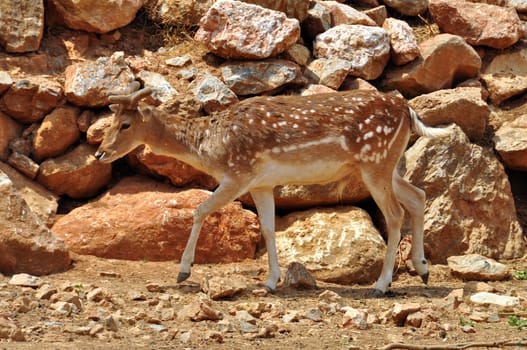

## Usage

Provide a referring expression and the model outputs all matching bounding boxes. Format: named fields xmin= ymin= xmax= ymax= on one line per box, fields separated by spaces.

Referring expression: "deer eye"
xmin=120 ymin=122 xmax=131 ymax=131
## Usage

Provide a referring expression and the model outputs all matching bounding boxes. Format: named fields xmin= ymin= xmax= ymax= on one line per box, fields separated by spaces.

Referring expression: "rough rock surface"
xmin=241 ymin=0 xmax=310 ymax=21
xmin=409 ymin=87 xmax=490 ymax=141
xmin=382 ymin=34 xmax=481 ymax=97
xmin=383 ymin=0 xmax=429 ymax=16
xmin=0 ymin=112 xmax=21 ymax=161
xmin=493 ymin=114 xmax=527 ymax=171
xmin=314 ymin=24 xmax=390 ymax=80
xmin=36 ymin=144 xmax=112 ymax=199
xmin=0 ymin=0 xmax=44 ymax=53
xmin=275 ymin=206 xmax=386 ymax=284
xmin=383 ymin=17 xmax=420 ymax=66
xmin=51 ymin=176 xmax=261 ymax=263
xmin=0 ymin=170 xmax=70 ymax=275
xmin=447 ymin=254 xmax=510 ymax=281
xmin=404 ymin=125 xmax=524 ymax=263
xmin=194 ymin=0 xmax=300 ymax=59
xmin=429 ymin=0 xmax=522 ymax=49
xmin=49 ymin=0 xmax=144 ymax=34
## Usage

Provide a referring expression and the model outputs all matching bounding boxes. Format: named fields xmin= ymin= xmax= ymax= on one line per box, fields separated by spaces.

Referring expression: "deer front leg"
xmin=250 ymin=189 xmax=281 ymax=292
xmin=177 ymin=180 xmax=247 ymax=283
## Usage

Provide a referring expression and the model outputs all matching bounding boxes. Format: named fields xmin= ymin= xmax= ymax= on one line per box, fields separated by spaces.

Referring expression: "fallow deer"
xmin=95 ymin=83 xmax=450 ymax=295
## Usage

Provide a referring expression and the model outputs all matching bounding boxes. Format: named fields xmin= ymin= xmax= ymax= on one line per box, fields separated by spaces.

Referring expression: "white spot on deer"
xmin=310 ymin=109 xmax=316 ymax=113
xmin=293 ymin=124 xmax=299 ymax=129
xmin=363 ymin=131 xmax=374 ymax=140
xmin=356 ymin=136 xmax=362 ymax=143
xmin=376 ymin=126 xmax=382 ymax=134
xmin=272 ymin=146 xmax=281 ymax=154
xmin=233 ymin=125 xmax=239 ymax=132
xmin=272 ymin=123 xmax=278 ymax=128
xmin=383 ymin=126 xmax=393 ymax=135
xmin=278 ymin=121 xmax=287 ymax=127
xmin=359 ymin=143 xmax=372 ymax=161
xmin=266 ymin=111 xmax=272 ymax=117
xmin=261 ymin=120 xmax=267 ymax=126
xmin=248 ymin=118 xmax=255 ymax=125
xmin=358 ymin=123 xmax=363 ymax=130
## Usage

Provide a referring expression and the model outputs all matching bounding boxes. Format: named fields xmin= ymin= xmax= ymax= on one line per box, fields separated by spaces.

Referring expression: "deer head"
xmin=95 ymin=84 xmax=154 ymax=163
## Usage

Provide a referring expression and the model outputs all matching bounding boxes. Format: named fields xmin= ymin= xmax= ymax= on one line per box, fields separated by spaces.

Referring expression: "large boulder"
xmin=314 ymin=24 xmax=390 ymax=80
xmin=429 ymin=0 xmax=522 ymax=49
xmin=51 ymin=176 xmax=261 ymax=263
xmin=0 ymin=170 xmax=70 ymax=275
xmin=276 ymin=206 xmax=386 ymax=284
xmin=404 ymin=125 xmax=524 ymax=263
xmin=382 ymin=34 xmax=481 ymax=97
xmin=194 ymin=0 xmax=300 ymax=59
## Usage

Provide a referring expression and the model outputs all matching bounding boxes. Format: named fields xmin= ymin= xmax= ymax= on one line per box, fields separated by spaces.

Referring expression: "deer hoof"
xmin=371 ymin=289 xmax=385 ymax=298
xmin=177 ymin=272 xmax=191 ymax=283
xmin=420 ymin=272 xmax=429 ymax=285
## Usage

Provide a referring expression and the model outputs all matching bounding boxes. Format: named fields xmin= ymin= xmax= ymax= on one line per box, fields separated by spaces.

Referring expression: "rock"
xmin=236 ymin=310 xmax=258 ymax=324
xmin=314 ymin=24 xmax=390 ymax=80
xmin=49 ymin=0 xmax=144 ymax=34
xmin=282 ymin=310 xmax=300 ymax=323
xmin=136 ymin=71 xmax=178 ymax=105
xmin=35 ymin=284 xmax=58 ymax=300
xmin=86 ymin=111 xmax=113 ymax=145
xmin=221 ymin=59 xmax=304 ymax=96
xmin=447 ymin=254 xmax=510 ymax=281
xmin=283 ymin=44 xmax=311 ymax=67
xmin=130 ymin=146 xmax=218 ymax=190
xmin=8 ymin=273 xmax=43 ymax=288
xmin=6 ymin=153 xmax=39 ymax=180
xmin=429 ymin=0 xmax=522 ymax=49
xmin=405 ymin=312 xmax=424 ymax=328
xmin=493 ymin=114 xmax=527 ymax=171
xmin=404 ymin=125 xmax=525 ymax=263
xmin=0 ymin=112 xmax=21 ymax=161
xmin=180 ymin=297 xmax=223 ymax=321
xmin=0 ymin=162 xmax=58 ymax=227
xmin=0 ymin=316 xmax=25 ymax=341
xmin=0 ymin=71 xmax=13 ymax=94
xmin=304 ymin=58 xmax=352 ymax=90
xmin=189 ymin=74 xmax=238 ymax=113
xmin=201 ymin=276 xmax=247 ymax=300
xmin=86 ymin=287 xmax=111 ymax=302
xmin=230 ymin=302 xmax=272 ymax=318
xmin=409 ymin=87 xmax=490 ymax=141
xmin=51 ymin=176 xmax=261 ymax=262
xmin=0 ymin=52 xmax=49 ymax=76
xmin=0 ymin=78 xmax=63 ymax=123
xmin=342 ymin=307 xmax=368 ymax=329
xmin=275 ymin=206 xmax=386 ymax=284
xmin=383 ymin=33 xmax=481 ymax=97
xmin=469 ymin=292 xmax=520 ymax=308
xmin=305 ymin=308 xmax=322 ymax=322
xmin=318 ymin=290 xmax=343 ymax=303
xmin=383 ymin=0 xmax=428 ymax=16
xmin=464 ymin=281 xmax=496 ymax=294
xmin=283 ymin=262 xmax=317 ymax=289
xmin=0 ymin=0 xmax=44 ymax=52
xmin=481 ymin=41 xmax=527 ymax=105
xmin=319 ymin=1 xmax=377 ymax=26
xmin=64 ymin=52 xmax=136 ymax=107
xmin=37 ymin=143 xmax=112 ymax=199
xmin=301 ymin=2 xmax=331 ymax=43
xmin=241 ymin=0 xmax=310 ymax=21
xmin=299 ymin=84 xmax=336 ymax=96
xmin=165 ymin=55 xmax=192 ymax=67
xmin=364 ymin=5 xmax=388 ymax=26
xmin=383 ymin=18 xmax=420 ymax=66
xmin=32 ymin=106 xmax=81 ymax=161
xmin=0 ymin=170 xmax=70 ymax=275
xmin=195 ymin=0 xmax=300 ymax=59
xmin=392 ymin=302 xmax=421 ymax=326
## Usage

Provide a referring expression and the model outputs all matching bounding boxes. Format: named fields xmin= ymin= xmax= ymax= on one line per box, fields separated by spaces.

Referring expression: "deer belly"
xmin=252 ymin=159 xmax=353 ymax=188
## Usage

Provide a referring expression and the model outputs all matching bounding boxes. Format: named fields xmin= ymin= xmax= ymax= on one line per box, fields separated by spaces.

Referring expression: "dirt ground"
xmin=1 ymin=254 xmax=527 ymax=350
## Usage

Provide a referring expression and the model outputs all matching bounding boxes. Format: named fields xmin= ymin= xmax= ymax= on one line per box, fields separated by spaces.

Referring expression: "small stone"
xmin=342 ymin=307 xmax=368 ymax=330
xmin=8 ymin=274 xmax=42 ymax=288
xmin=318 ymin=290 xmax=342 ymax=303
xmin=217 ymin=319 xmax=236 ymax=333
xmin=469 ymin=292 xmax=520 ymax=308
xmin=284 ymin=262 xmax=317 ymax=289
xmin=166 ymin=55 xmax=192 ymax=67
xmin=50 ymin=301 xmax=75 ymax=316
xmin=104 ymin=315 xmax=120 ymax=332
xmin=35 ymin=284 xmax=58 ymax=300
xmin=230 ymin=302 xmax=272 ymax=318
xmin=236 ymin=310 xmax=257 ymax=324
xmin=392 ymin=303 xmax=421 ymax=326
xmin=99 ymin=271 xmax=121 ymax=278
xmin=86 ymin=287 xmax=109 ymax=302
xmin=305 ymin=308 xmax=322 ymax=322
xmin=405 ymin=311 xmax=424 ymax=328
xmin=201 ymin=275 xmax=247 ymax=300
xmin=239 ymin=320 xmax=259 ymax=334
xmin=282 ymin=310 xmax=300 ymax=323
xmin=146 ymin=283 xmax=165 ymax=293
xmin=148 ymin=323 xmax=167 ymax=332
xmin=461 ymin=324 xmax=476 ymax=333
xmin=129 ymin=290 xmax=147 ymax=301
xmin=89 ymin=323 xmax=104 ymax=336
xmin=180 ymin=330 xmax=192 ymax=343
xmin=205 ymin=330 xmax=224 ymax=343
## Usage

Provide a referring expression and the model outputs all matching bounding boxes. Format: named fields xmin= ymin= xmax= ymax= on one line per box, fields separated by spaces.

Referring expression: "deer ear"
xmin=109 ymin=104 xmax=120 ymax=113
xmin=138 ymin=105 xmax=153 ymax=122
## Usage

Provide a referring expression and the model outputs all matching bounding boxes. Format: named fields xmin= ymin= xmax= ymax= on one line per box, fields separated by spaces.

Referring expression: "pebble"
xmin=448 ymin=254 xmax=510 ymax=281
xmin=86 ymin=287 xmax=110 ymax=302
xmin=392 ymin=302 xmax=421 ymax=326
xmin=201 ymin=275 xmax=247 ymax=300
xmin=9 ymin=274 xmax=43 ymax=288
xmin=148 ymin=323 xmax=167 ymax=332
xmin=239 ymin=319 xmax=259 ymax=334
xmin=166 ymin=55 xmax=192 ymax=67
xmin=342 ymin=307 xmax=368 ymax=330
xmin=35 ymin=284 xmax=58 ymax=300
xmin=284 ymin=262 xmax=317 ymax=289
xmin=235 ymin=310 xmax=257 ymax=324
xmin=282 ymin=310 xmax=300 ymax=323
xmin=305 ymin=308 xmax=322 ymax=322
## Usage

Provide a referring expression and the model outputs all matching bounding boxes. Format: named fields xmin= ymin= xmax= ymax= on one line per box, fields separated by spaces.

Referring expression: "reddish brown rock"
xmin=49 ymin=0 xmax=144 ymax=34
xmin=0 ymin=78 xmax=63 ymax=123
xmin=429 ymin=0 xmax=522 ymax=49
xmin=32 ymin=106 xmax=81 ymax=161
xmin=0 ymin=170 xmax=70 ymax=275
xmin=319 ymin=1 xmax=377 ymax=26
xmin=0 ymin=0 xmax=44 ymax=52
xmin=51 ymin=176 xmax=261 ymax=263
xmin=241 ymin=0 xmax=310 ymax=21
xmin=37 ymin=144 xmax=112 ymax=199
xmin=493 ymin=114 xmax=527 ymax=171
xmin=383 ymin=17 xmax=419 ymax=66
xmin=0 ymin=111 xmax=21 ymax=161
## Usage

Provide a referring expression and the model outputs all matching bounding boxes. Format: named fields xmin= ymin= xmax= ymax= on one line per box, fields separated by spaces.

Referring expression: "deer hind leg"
xmin=361 ymin=168 xmax=404 ymax=295
xmin=250 ymin=189 xmax=281 ymax=292
xmin=392 ymin=172 xmax=429 ymax=284
xmin=177 ymin=179 xmax=249 ymax=283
